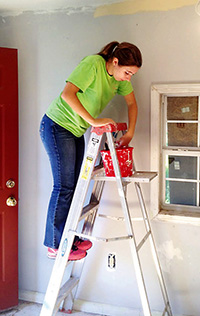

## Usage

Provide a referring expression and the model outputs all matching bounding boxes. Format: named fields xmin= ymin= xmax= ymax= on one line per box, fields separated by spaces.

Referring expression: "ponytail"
xmin=98 ymin=41 xmax=119 ymax=61
xmin=97 ymin=41 xmax=142 ymax=68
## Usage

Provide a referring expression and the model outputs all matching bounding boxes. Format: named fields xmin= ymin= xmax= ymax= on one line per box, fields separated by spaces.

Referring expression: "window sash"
xmin=161 ymin=95 xmax=200 ymax=211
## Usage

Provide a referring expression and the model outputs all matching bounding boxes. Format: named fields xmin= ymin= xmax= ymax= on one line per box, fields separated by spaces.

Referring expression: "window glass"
xmin=167 ymin=97 xmax=198 ymax=120
xmin=165 ymin=180 xmax=197 ymax=206
xmin=166 ymin=156 xmax=197 ymax=179
xmin=167 ymin=123 xmax=198 ymax=147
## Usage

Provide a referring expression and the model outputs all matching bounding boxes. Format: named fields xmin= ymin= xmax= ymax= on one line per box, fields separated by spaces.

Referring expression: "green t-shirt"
xmin=46 ymin=55 xmax=133 ymax=137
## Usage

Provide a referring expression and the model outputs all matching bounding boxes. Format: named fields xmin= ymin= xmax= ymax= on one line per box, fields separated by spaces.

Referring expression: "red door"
xmin=0 ymin=48 xmax=18 ymax=310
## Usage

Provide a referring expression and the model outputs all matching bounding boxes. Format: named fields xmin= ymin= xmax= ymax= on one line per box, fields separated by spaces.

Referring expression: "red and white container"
xmin=101 ymin=147 xmax=133 ymax=177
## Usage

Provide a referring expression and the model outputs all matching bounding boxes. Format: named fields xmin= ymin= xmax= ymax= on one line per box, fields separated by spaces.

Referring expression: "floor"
xmin=0 ymin=301 xmax=103 ymax=316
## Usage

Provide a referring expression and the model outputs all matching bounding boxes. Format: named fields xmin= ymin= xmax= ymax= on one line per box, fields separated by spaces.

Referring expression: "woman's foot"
xmin=47 ymin=246 xmax=87 ymax=261
xmin=73 ymin=237 xmax=93 ymax=251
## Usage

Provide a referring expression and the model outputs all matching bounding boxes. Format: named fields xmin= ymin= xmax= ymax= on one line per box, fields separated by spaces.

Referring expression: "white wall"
xmin=1 ymin=4 xmax=200 ymax=315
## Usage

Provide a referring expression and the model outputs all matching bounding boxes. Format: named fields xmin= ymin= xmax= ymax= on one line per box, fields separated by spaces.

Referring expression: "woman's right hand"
xmin=92 ymin=118 xmax=117 ymax=127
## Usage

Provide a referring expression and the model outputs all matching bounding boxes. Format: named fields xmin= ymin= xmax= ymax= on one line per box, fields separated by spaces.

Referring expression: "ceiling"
xmin=0 ymin=0 xmax=121 ymax=16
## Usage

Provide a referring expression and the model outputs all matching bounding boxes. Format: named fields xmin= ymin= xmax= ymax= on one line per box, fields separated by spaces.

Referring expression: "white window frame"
xmin=150 ymin=83 xmax=200 ymax=221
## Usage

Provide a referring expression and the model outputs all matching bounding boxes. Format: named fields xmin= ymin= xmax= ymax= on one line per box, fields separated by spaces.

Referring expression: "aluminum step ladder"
xmin=40 ymin=123 xmax=173 ymax=316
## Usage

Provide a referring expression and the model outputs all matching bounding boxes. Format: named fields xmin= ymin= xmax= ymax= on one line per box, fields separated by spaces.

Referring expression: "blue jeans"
xmin=39 ymin=114 xmax=85 ymax=249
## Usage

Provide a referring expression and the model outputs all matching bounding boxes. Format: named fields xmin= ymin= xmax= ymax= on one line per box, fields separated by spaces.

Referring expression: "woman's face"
xmin=112 ymin=58 xmax=140 ymax=82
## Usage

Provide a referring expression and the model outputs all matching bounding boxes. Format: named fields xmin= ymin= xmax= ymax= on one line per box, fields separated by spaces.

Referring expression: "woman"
xmin=40 ymin=41 xmax=142 ymax=260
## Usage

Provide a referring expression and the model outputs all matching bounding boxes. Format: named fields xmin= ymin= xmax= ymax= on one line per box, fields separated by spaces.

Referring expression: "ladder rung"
xmin=98 ymin=235 xmax=133 ymax=243
xmin=93 ymin=163 xmax=104 ymax=172
xmin=55 ymin=277 xmax=79 ymax=310
xmin=136 ymin=231 xmax=151 ymax=251
xmin=92 ymin=166 xmax=104 ymax=177
xmin=99 ymin=214 xmax=146 ymax=222
xmin=79 ymin=201 xmax=99 ymax=221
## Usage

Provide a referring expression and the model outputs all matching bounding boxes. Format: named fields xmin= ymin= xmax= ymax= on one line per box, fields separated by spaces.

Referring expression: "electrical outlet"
xmin=108 ymin=253 xmax=116 ymax=270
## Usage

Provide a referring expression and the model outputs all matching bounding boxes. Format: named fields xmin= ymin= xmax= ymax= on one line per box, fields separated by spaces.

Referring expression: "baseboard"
xmin=19 ymin=290 xmax=185 ymax=316
xmin=74 ymin=299 xmax=144 ymax=316
xmin=19 ymin=291 xmax=143 ymax=316
xmin=19 ymin=290 xmax=45 ymax=305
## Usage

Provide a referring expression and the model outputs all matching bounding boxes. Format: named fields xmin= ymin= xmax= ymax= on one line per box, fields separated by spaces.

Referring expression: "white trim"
xmin=151 ymin=83 xmax=200 ymax=95
xmin=150 ymin=85 xmax=161 ymax=218
xmin=74 ymin=299 xmax=143 ymax=316
xmin=156 ymin=211 xmax=200 ymax=226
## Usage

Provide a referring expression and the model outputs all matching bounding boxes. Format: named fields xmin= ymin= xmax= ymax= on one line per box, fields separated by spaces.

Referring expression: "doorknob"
xmin=6 ymin=179 xmax=15 ymax=188
xmin=6 ymin=196 xmax=17 ymax=206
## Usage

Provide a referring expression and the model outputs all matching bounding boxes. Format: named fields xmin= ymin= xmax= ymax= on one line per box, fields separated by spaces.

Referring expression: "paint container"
xmin=100 ymin=147 xmax=133 ymax=177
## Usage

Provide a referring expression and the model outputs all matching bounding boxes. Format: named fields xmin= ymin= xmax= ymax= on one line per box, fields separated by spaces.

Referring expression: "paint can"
xmin=100 ymin=147 xmax=133 ymax=177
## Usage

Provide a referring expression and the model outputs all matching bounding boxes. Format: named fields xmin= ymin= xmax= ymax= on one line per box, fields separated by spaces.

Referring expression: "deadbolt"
xmin=6 ymin=196 xmax=17 ymax=207
xmin=6 ymin=179 xmax=15 ymax=188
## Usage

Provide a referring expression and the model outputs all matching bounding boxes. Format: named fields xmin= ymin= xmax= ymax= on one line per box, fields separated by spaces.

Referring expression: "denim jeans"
xmin=39 ymin=114 xmax=85 ymax=249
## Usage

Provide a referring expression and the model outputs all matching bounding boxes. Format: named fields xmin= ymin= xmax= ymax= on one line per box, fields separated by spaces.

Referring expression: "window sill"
xmin=153 ymin=209 xmax=200 ymax=225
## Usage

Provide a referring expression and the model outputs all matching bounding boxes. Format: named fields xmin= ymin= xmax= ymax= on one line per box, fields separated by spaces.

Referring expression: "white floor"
xmin=0 ymin=301 xmax=103 ymax=316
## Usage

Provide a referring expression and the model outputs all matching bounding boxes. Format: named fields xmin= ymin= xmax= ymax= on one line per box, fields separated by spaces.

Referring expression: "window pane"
xmin=167 ymin=123 xmax=197 ymax=147
xmin=165 ymin=180 xmax=196 ymax=206
xmin=167 ymin=156 xmax=197 ymax=179
xmin=167 ymin=96 xmax=198 ymax=120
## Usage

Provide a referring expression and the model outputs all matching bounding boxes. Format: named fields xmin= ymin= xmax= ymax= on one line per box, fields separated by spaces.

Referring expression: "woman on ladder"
xmin=39 ymin=41 xmax=142 ymax=260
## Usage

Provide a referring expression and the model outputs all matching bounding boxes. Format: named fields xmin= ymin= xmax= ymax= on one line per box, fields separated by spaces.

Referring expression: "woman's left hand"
xmin=116 ymin=132 xmax=132 ymax=148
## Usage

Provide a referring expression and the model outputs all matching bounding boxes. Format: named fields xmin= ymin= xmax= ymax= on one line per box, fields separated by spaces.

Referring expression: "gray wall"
xmin=1 ymin=4 xmax=200 ymax=315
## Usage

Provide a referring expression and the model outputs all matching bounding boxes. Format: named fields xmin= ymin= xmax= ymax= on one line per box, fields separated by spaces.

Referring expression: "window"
xmin=151 ymin=84 xmax=200 ymax=217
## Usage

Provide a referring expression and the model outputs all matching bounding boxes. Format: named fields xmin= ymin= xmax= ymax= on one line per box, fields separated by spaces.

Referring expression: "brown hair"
xmin=98 ymin=41 xmax=142 ymax=68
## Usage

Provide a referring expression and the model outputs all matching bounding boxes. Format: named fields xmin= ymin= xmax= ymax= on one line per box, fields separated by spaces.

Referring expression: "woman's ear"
xmin=112 ymin=57 xmax=119 ymax=66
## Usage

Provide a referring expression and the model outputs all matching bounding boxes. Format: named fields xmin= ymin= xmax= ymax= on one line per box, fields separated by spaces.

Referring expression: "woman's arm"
xmin=61 ymin=82 xmax=116 ymax=127
xmin=117 ymin=91 xmax=138 ymax=147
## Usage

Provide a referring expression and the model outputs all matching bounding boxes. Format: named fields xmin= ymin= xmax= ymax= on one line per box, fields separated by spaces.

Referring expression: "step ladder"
xmin=40 ymin=123 xmax=173 ymax=316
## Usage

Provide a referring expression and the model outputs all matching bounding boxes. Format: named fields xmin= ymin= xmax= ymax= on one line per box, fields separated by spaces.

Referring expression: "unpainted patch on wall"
xmin=157 ymin=240 xmax=183 ymax=273
xmin=94 ymin=0 xmax=197 ymax=17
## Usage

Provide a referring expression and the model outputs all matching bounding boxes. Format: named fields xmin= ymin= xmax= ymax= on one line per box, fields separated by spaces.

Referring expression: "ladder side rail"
xmin=134 ymin=182 xmax=173 ymax=316
xmin=40 ymin=132 xmax=103 ymax=316
xmin=106 ymin=132 xmax=152 ymax=316
xmin=65 ymin=180 xmax=106 ymax=311
xmin=106 ymin=133 xmax=135 ymax=237
xmin=61 ymin=133 xmax=103 ymax=236
xmin=61 ymin=180 xmax=105 ymax=312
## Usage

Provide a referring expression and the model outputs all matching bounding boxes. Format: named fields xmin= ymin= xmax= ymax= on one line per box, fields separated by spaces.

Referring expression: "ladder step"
xmin=79 ymin=201 xmax=99 ymax=221
xmin=92 ymin=170 xmax=158 ymax=183
xmin=55 ymin=277 xmax=79 ymax=310
xmin=69 ymin=230 xmax=133 ymax=243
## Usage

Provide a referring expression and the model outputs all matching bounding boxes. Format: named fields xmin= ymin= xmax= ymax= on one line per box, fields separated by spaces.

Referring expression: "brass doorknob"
xmin=6 ymin=196 xmax=17 ymax=206
xmin=6 ymin=179 xmax=15 ymax=188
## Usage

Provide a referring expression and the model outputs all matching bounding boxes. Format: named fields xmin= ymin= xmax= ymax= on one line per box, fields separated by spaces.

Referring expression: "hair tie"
xmin=112 ymin=44 xmax=118 ymax=55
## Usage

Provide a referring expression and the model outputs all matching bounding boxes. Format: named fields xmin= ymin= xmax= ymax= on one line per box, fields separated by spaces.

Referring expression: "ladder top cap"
xmin=91 ymin=123 xmax=127 ymax=135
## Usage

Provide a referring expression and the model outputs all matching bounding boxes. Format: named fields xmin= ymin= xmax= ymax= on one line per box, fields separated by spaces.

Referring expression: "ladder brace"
xmin=137 ymin=230 xmax=151 ymax=252
xmin=69 ymin=230 xmax=133 ymax=243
